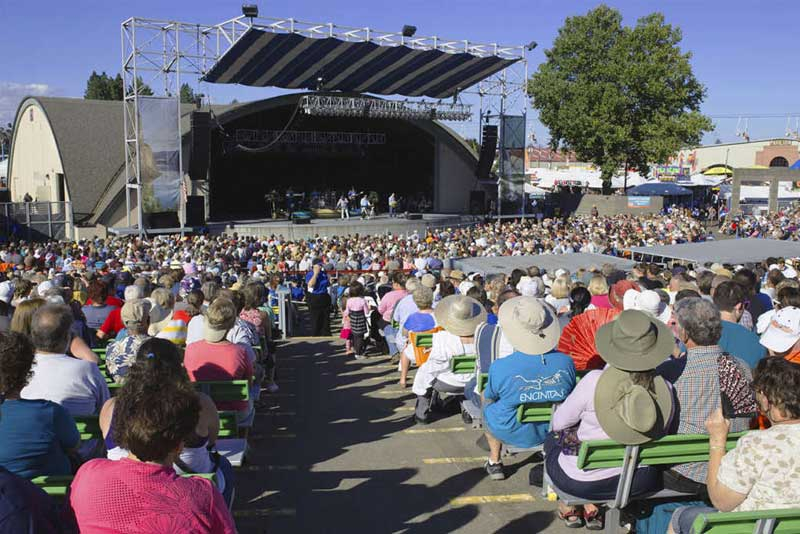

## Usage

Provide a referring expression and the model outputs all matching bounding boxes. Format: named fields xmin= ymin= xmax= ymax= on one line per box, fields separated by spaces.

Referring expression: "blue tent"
xmin=627 ymin=182 xmax=693 ymax=196
xmin=790 ymin=159 xmax=800 ymax=170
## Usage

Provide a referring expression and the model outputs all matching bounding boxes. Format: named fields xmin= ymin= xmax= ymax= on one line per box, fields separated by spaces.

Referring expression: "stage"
xmin=627 ymin=238 xmax=800 ymax=266
xmin=449 ymin=253 xmax=636 ymax=275
xmin=207 ymin=213 xmax=481 ymax=239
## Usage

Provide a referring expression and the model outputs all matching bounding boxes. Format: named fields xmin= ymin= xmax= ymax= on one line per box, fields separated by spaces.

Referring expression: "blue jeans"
xmin=217 ymin=454 xmax=235 ymax=507
xmin=670 ymin=506 xmax=717 ymax=534
xmin=383 ymin=325 xmax=398 ymax=355
xmin=463 ymin=376 xmax=481 ymax=410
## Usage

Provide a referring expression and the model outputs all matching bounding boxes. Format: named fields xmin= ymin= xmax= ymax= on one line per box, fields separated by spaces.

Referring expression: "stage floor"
xmin=207 ymin=213 xmax=482 ymax=239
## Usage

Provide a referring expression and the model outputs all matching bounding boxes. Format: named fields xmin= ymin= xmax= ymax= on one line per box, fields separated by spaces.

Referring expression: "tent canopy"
xmin=627 ymin=182 xmax=692 ymax=196
xmin=791 ymin=159 xmax=800 ymax=170
xmin=202 ymin=28 xmax=519 ymax=98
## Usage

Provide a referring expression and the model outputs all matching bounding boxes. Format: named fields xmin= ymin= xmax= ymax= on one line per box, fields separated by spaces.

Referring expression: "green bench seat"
xmin=73 ymin=415 xmax=103 ymax=442
xmin=450 ymin=354 xmax=477 ymax=374
xmin=691 ymin=508 xmax=800 ymax=534
xmin=477 ymin=372 xmax=489 ymax=393
xmin=32 ymin=472 xmax=217 ymax=498
xmin=193 ymin=380 xmax=249 ymax=403
xmin=413 ymin=333 xmax=434 ymax=349
xmin=516 ymin=402 xmax=556 ymax=424
xmin=217 ymin=411 xmax=239 ymax=439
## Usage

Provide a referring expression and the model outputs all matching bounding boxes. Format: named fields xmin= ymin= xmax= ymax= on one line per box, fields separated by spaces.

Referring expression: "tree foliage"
xmin=179 ymin=83 xmax=196 ymax=104
xmin=529 ymin=5 xmax=712 ymax=184
xmin=0 ymin=121 xmax=13 ymax=155
xmin=84 ymin=71 xmax=152 ymax=100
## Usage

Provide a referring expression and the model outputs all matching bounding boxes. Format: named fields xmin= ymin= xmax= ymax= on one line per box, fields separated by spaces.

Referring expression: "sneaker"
xmin=461 ymin=409 xmax=473 ymax=425
xmin=484 ymin=460 xmax=506 ymax=480
xmin=265 ymin=382 xmax=280 ymax=394
xmin=413 ymin=415 xmax=430 ymax=425
xmin=354 ymin=354 xmax=366 ymax=360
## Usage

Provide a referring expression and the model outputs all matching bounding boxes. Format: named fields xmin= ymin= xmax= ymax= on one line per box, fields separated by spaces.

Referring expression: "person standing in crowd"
xmin=388 ymin=192 xmax=398 ymax=218
xmin=305 ymin=259 xmax=331 ymax=337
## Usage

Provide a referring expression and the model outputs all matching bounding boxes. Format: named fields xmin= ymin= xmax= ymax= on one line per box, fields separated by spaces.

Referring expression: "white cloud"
xmin=0 ymin=82 xmax=55 ymax=127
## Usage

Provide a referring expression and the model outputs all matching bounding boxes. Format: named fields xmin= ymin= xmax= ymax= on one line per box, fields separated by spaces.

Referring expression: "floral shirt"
xmin=718 ymin=423 xmax=800 ymax=511
xmin=106 ymin=334 xmax=150 ymax=383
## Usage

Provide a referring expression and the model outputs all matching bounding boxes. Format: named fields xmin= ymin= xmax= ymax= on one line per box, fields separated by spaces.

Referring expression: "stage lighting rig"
xmin=300 ymin=95 xmax=472 ymax=122
xmin=241 ymin=4 xmax=259 ymax=19
xmin=402 ymin=25 xmax=417 ymax=38
xmin=526 ymin=40 xmax=538 ymax=51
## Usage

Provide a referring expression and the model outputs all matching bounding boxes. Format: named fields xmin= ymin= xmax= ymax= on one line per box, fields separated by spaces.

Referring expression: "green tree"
xmin=179 ymin=83 xmax=196 ymax=104
xmin=529 ymin=5 xmax=712 ymax=188
xmin=0 ymin=121 xmax=13 ymax=156
xmin=129 ymin=76 xmax=154 ymax=97
xmin=85 ymin=71 xmax=148 ymax=100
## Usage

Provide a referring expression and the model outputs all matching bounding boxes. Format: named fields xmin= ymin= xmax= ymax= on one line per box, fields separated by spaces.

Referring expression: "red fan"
xmin=557 ymin=308 xmax=620 ymax=370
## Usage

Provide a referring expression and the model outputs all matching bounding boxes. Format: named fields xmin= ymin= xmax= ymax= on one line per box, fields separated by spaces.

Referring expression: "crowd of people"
xmin=333 ymin=257 xmax=800 ymax=532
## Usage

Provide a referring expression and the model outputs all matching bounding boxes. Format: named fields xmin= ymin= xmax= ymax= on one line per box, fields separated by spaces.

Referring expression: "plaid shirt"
xmin=668 ymin=345 xmax=752 ymax=482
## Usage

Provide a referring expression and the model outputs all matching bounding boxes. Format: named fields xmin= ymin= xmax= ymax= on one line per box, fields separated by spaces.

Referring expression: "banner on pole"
xmin=138 ymin=97 xmax=181 ymax=213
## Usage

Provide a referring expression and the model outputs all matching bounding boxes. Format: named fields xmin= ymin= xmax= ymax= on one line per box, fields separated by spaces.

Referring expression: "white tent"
xmin=532 ymin=168 xmax=653 ymax=190
xmin=0 ymin=158 xmax=7 ymax=179
xmin=523 ymin=183 xmax=548 ymax=197
xmin=680 ymin=174 xmax=724 ymax=187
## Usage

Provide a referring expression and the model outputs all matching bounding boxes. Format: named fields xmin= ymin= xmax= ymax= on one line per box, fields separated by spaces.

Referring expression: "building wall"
xmin=672 ymin=139 xmax=800 ymax=173
xmin=435 ymin=139 xmax=473 ymax=213
xmin=8 ymin=102 xmax=69 ymax=204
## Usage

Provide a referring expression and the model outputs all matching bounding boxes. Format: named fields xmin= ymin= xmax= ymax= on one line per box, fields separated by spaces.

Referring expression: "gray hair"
xmin=673 ymin=297 xmax=722 ymax=346
xmin=124 ymin=285 xmax=144 ymax=301
xmin=412 ymin=286 xmax=434 ymax=310
xmin=405 ymin=278 xmax=421 ymax=292
xmin=31 ymin=304 xmax=74 ymax=353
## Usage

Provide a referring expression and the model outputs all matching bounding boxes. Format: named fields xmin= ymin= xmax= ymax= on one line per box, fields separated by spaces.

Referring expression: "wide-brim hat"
xmin=595 ymin=366 xmax=673 ymax=445
xmin=595 ymin=309 xmax=674 ymax=371
xmin=433 ymin=295 xmax=486 ymax=337
xmin=497 ymin=296 xmax=561 ymax=355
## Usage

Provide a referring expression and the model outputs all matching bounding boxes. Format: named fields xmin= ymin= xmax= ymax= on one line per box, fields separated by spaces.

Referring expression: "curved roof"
xmin=9 ymin=94 xmax=476 ymax=222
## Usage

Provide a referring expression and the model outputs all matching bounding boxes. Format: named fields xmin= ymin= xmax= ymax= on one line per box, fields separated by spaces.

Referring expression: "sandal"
xmin=558 ymin=508 xmax=584 ymax=529
xmin=583 ymin=508 xmax=604 ymax=531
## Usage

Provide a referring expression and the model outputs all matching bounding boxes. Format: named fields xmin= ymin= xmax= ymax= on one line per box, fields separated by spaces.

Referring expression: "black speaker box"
xmin=406 ymin=213 xmax=422 ymax=220
xmin=189 ymin=111 xmax=211 ymax=181
xmin=476 ymin=125 xmax=498 ymax=181
xmin=469 ymin=190 xmax=486 ymax=214
xmin=185 ymin=195 xmax=205 ymax=226
xmin=144 ymin=211 xmax=180 ymax=229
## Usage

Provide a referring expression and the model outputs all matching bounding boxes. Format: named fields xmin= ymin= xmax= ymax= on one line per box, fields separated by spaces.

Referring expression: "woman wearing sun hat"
xmin=412 ymin=295 xmax=485 ymax=424
xmin=546 ymin=310 xmax=675 ymax=530
xmin=482 ymin=297 xmax=576 ymax=482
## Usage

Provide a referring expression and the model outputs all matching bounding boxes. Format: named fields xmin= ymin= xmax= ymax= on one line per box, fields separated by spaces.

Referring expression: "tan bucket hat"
xmin=497 ymin=296 xmax=560 ymax=355
xmin=594 ymin=366 xmax=673 ymax=445
xmin=595 ymin=309 xmax=674 ymax=371
xmin=433 ymin=295 xmax=486 ymax=337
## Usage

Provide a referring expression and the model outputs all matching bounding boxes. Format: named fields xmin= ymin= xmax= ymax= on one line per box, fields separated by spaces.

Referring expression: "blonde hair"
xmin=587 ymin=275 xmax=609 ymax=296
xmin=550 ymin=277 xmax=571 ymax=299
xmin=10 ymin=298 xmax=47 ymax=336
xmin=206 ymin=298 xmax=236 ymax=331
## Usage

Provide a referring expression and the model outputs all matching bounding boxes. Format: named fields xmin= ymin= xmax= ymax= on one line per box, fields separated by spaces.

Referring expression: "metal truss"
xmin=235 ymin=129 xmax=387 ymax=146
xmin=121 ymin=13 xmax=526 ymax=232
xmin=300 ymin=95 xmax=472 ymax=121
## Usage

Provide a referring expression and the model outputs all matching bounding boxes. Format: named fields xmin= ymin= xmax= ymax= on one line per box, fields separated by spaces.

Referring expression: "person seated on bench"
xmin=412 ymin=295 xmax=485 ymax=424
xmin=669 ymin=357 xmax=800 ymax=534
xmin=399 ymin=286 xmax=437 ymax=387
xmin=69 ymin=375 xmax=235 ymax=532
xmin=659 ymin=298 xmax=752 ymax=494
xmin=184 ymin=298 xmax=254 ymax=426
xmin=100 ymin=337 xmax=234 ymax=506
xmin=548 ymin=310 xmax=675 ymax=529
xmin=482 ymin=297 xmax=575 ymax=481
xmin=0 ymin=463 xmax=68 ymax=532
xmin=0 ymin=331 xmax=80 ymax=479
xmin=106 ymin=299 xmax=152 ymax=383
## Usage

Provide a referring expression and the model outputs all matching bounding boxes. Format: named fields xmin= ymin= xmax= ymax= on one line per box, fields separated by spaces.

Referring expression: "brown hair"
xmin=753 ymin=357 xmax=800 ymax=420
xmin=10 ymin=298 xmax=47 ymax=336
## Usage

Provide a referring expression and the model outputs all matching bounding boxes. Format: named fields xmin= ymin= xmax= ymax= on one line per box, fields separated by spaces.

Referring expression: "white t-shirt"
xmin=185 ymin=314 xmax=204 ymax=346
xmin=21 ymin=353 xmax=110 ymax=416
xmin=718 ymin=423 xmax=800 ymax=512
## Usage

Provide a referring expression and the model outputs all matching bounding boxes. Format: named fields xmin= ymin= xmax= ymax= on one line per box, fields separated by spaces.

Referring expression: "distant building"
xmin=670 ymin=138 xmax=800 ymax=174
xmin=525 ymin=146 xmax=589 ymax=170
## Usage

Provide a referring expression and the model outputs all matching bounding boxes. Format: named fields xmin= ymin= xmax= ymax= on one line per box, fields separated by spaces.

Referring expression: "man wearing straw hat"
xmin=481 ymin=297 xmax=575 ymax=481
xmin=412 ymin=295 xmax=485 ymax=424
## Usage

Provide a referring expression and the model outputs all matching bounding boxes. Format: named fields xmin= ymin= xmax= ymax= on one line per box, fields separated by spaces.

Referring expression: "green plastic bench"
xmin=450 ymin=354 xmax=477 ymax=374
xmin=73 ymin=415 xmax=103 ymax=442
xmin=516 ymin=402 xmax=556 ymax=424
xmin=217 ymin=411 xmax=239 ymax=439
xmin=413 ymin=333 xmax=434 ymax=349
xmin=477 ymin=372 xmax=489 ymax=393
xmin=691 ymin=508 xmax=800 ymax=534
xmin=193 ymin=380 xmax=249 ymax=403
xmin=547 ymin=432 xmax=749 ymax=533
xmin=31 ymin=472 xmax=218 ymax=498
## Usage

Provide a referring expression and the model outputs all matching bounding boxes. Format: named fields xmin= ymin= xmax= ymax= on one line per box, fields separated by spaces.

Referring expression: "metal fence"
xmin=0 ymin=202 xmax=73 ymax=241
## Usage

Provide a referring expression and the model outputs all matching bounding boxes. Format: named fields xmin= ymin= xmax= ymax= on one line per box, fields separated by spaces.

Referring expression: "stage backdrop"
xmin=138 ymin=97 xmax=181 ymax=213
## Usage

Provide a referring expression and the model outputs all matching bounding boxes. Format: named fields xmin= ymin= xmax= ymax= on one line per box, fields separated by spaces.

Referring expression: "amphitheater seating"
xmin=690 ymin=508 xmax=800 ymax=534
xmin=450 ymin=354 xmax=477 ymax=374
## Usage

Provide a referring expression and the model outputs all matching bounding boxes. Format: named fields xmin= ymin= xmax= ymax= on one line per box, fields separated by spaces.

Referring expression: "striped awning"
xmin=202 ymin=28 xmax=519 ymax=99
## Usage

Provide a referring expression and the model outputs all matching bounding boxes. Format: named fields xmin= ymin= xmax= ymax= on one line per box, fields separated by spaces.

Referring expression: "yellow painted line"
xmin=395 ymin=406 xmax=415 ymax=411
xmin=403 ymin=427 xmax=466 ymax=434
xmin=370 ymin=390 xmax=413 ymax=396
xmin=423 ymin=457 xmax=486 ymax=464
xmin=240 ymin=464 xmax=298 ymax=471
xmin=450 ymin=494 xmax=535 ymax=507
xmin=233 ymin=508 xmax=297 ymax=518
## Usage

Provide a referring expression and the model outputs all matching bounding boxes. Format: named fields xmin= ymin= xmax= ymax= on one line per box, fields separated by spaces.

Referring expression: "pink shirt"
xmin=378 ymin=289 xmax=408 ymax=322
xmin=69 ymin=458 xmax=235 ymax=533
xmin=184 ymin=340 xmax=253 ymax=411
xmin=343 ymin=296 xmax=370 ymax=317
xmin=590 ymin=294 xmax=612 ymax=309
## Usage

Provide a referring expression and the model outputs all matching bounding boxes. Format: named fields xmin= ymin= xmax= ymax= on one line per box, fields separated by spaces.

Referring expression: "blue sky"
xmin=2 ymin=0 xmax=799 ymax=144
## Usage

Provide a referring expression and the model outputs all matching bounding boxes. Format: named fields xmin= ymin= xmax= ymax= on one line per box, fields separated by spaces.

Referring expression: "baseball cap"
xmin=121 ymin=300 xmax=151 ymax=328
xmin=760 ymin=306 xmax=800 ymax=354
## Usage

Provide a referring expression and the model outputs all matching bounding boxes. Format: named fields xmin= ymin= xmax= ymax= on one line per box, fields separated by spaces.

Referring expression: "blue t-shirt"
xmin=305 ymin=270 xmax=329 ymax=295
xmin=718 ymin=320 xmax=766 ymax=369
xmin=0 ymin=466 xmax=65 ymax=533
xmin=483 ymin=351 xmax=576 ymax=448
xmin=0 ymin=399 xmax=79 ymax=479
xmin=403 ymin=312 xmax=436 ymax=333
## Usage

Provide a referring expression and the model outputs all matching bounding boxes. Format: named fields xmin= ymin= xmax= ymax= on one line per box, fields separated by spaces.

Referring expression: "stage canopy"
xmin=627 ymin=182 xmax=692 ymax=196
xmin=450 ymin=253 xmax=635 ymax=275
xmin=627 ymin=238 xmax=800 ymax=266
xmin=202 ymin=28 xmax=519 ymax=98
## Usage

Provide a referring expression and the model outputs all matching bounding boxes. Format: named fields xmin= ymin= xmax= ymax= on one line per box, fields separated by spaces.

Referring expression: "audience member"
xmin=106 ymin=300 xmax=152 ymax=383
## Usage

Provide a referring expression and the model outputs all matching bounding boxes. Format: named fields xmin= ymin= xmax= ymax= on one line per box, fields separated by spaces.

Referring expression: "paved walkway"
xmin=232 ymin=336 xmax=574 ymax=533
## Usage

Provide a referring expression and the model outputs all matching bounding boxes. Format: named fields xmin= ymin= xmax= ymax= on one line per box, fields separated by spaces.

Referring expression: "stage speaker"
xmin=405 ymin=213 xmax=422 ymax=220
xmin=144 ymin=211 xmax=180 ymax=229
xmin=476 ymin=125 xmax=498 ymax=181
xmin=469 ymin=190 xmax=486 ymax=215
xmin=189 ymin=111 xmax=211 ymax=181
xmin=185 ymin=195 xmax=205 ymax=227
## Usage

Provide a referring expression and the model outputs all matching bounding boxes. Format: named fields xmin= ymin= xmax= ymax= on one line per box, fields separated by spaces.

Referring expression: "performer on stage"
xmin=388 ymin=192 xmax=397 ymax=218
xmin=337 ymin=195 xmax=350 ymax=220
xmin=360 ymin=194 xmax=371 ymax=220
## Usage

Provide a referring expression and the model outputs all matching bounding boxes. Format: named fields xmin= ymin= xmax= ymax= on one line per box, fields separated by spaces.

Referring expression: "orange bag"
xmin=409 ymin=326 xmax=443 ymax=365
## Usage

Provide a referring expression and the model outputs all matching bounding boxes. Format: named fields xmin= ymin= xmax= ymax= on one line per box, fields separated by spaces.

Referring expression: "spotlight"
xmin=402 ymin=25 xmax=417 ymax=38
xmin=526 ymin=40 xmax=538 ymax=51
xmin=241 ymin=4 xmax=259 ymax=18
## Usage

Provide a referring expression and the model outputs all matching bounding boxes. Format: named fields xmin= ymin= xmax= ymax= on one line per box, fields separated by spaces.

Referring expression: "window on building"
xmin=770 ymin=156 xmax=789 ymax=167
